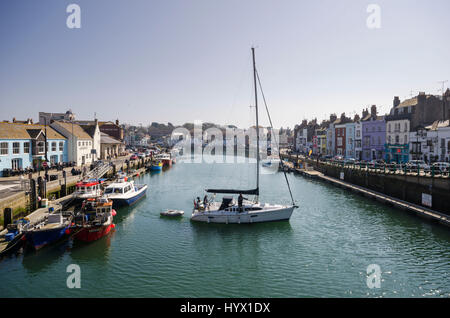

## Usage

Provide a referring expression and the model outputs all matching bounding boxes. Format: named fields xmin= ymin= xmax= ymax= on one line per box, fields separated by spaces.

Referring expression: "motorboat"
xmin=104 ymin=177 xmax=148 ymax=207
xmin=73 ymin=196 xmax=116 ymax=242
xmin=73 ymin=179 xmax=104 ymax=201
xmin=160 ymin=209 xmax=184 ymax=217
xmin=23 ymin=211 xmax=74 ymax=250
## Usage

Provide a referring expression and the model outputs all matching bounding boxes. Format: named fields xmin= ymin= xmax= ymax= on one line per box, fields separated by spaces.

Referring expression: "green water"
xmin=0 ymin=158 xmax=449 ymax=297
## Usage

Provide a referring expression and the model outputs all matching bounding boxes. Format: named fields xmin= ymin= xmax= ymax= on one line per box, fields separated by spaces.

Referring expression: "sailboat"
xmin=191 ymin=48 xmax=297 ymax=224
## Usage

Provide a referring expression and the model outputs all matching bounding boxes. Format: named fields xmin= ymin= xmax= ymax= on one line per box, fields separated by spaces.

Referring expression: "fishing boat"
xmin=73 ymin=196 xmax=116 ymax=242
xmin=0 ymin=218 xmax=29 ymax=257
xmin=73 ymin=179 xmax=104 ymax=201
xmin=191 ymin=48 xmax=297 ymax=224
xmin=104 ymin=177 xmax=148 ymax=207
xmin=155 ymin=153 xmax=172 ymax=167
xmin=160 ymin=209 xmax=184 ymax=217
xmin=23 ymin=211 xmax=74 ymax=250
xmin=149 ymin=160 xmax=163 ymax=171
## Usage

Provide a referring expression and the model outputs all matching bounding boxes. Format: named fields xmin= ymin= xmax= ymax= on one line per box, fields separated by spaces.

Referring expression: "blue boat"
xmin=23 ymin=212 xmax=73 ymax=250
xmin=104 ymin=178 xmax=148 ymax=208
xmin=149 ymin=160 xmax=163 ymax=171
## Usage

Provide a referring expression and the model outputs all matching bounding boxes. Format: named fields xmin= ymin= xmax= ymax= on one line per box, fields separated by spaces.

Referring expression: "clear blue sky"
xmin=1 ymin=0 xmax=449 ymax=128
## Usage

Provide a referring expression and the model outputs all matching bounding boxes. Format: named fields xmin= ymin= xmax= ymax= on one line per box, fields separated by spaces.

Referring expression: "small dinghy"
xmin=160 ymin=209 xmax=184 ymax=217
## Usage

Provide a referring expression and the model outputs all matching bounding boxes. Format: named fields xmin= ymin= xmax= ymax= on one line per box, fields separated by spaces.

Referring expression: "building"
xmin=334 ymin=113 xmax=352 ymax=157
xmin=410 ymin=120 xmax=450 ymax=163
xmin=361 ymin=106 xmax=385 ymax=161
xmin=0 ymin=122 xmax=67 ymax=175
xmin=50 ymin=121 xmax=94 ymax=166
xmin=354 ymin=115 xmax=362 ymax=160
xmin=39 ymin=110 xmax=75 ymax=124
xmin=345 ymin=121 xmax=355 ymax=159
xmin=100 ymin=132 xmax=124 ymax=159
xmin=294 ymin=120 xmax=308 ymax=153
xmin=76 ymin=119 xmax=124 ymax=142
xmin=326 ymin=114 xmax=337 ymax=156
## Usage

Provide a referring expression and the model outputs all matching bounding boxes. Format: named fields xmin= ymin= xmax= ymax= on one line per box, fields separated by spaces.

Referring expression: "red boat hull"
xmin=75 ymin=224 xmax=113 ymax=242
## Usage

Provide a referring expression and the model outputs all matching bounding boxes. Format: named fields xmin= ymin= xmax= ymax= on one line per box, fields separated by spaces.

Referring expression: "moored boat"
xmin=73 ymin=179 xmax=104 ymax=201
xmin=191 ymin=48 xmax=297 ymax=224
xmin=160 ymin=209 xmax=184 ymax=217
xmin=23 ymin=211 xmax=74 ymax=250
xmin=155 ymin=153 xmax=172 ymax=167
xmin=149 ymin=160 xmax=163 ymax=171
xmin=104 ymin=177 xmax=148 ymax=208
xmin=74 ymin=196 xmax=116 ymax=242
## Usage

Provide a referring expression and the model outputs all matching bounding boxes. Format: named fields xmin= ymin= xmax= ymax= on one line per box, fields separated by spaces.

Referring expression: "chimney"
xmin=393 ymin=96 xmax=400 ymax=107
xmin=418 ymin=92 xmax=426 ymax=103
xmin=370 ymin=105 xmax=377 ymax=117
xmin=329 ymin=114 xmax=337 ymax=123
xmin=12 ymin=117 xmax=16 ymax=123
xmin=362 ymin=108 xmax=369 ymax=118
xmin=353 ymin=114 xmax=360 ymax=122
xmin=116 ymin=119 xmax=119 ymax=126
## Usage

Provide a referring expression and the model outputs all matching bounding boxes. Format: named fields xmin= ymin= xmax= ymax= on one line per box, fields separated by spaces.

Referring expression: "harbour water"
xmin=0 ymin=158 xmax=449 ymax=297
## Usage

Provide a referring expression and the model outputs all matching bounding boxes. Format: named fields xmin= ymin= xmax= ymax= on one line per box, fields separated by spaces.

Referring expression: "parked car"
xmin=344 ymin=158 xmax=356 ymax=164
xmin=431 ymin=162 xmax=450 ymax=173
xmin=130 ymin=154 xmax=138 ymax=161
xmin=138 ymin=153 xmax=146 ymax=159
xmin=406 ymin=160 xmax=430 ymax=172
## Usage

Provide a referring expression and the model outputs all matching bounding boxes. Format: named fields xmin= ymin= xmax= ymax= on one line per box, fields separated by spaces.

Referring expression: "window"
xmin=337 ymin=137 xmax=342 ymax=146
xmin=60 ymin=154 xmax=63 ymax=162
xmin=388 ymin=136 xmax=391 ymax=144
xmin=404 ymin=122 xmax=408 ymax=132
xmin=377 ymin=136 xmax=381 ymax=145
xmin=24 ymin=142 xmax=30 ymax=154
xmin=59 ymin=141 xmax=63 ymax=151
xmin=404 ymin=135 xmax=408 ymax=144
xmin=388 ymin=124 xmax=391 ymax=132
xmin=0 ymin=142 xmax=8 ymax=155
xmin=13 ymin=142 xmax=20 ymax=154
xmin=395 ymin=135 xmax=399 ymax=143
xmin=356 ymin=130 xmax=360 ymax=138
xmin=52 ymin=142 xmax=56 ymax=151
xmin=37 ymin=141 xmax=45 ymax=153
xmin=79 ymin=141 xmax=81 ymax=146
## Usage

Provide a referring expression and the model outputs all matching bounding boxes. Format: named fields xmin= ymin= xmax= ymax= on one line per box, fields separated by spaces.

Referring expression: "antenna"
xmin=438 ymin=80 xmax=448 ymax=95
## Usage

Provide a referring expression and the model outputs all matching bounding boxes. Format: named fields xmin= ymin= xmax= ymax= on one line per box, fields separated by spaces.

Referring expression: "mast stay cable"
xmin=255 ymin=69 xmax=297 ymax=207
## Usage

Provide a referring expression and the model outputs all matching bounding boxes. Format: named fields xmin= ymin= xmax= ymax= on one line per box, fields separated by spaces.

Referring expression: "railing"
xmin=280 ymin=153 xmax=450 ymax=178
xmin=84 ymin=162 xmax=112 ymax=180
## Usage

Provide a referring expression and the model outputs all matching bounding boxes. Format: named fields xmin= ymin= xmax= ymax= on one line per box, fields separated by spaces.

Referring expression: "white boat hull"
xmin=191 ymin=206 xmax=294 ymax=224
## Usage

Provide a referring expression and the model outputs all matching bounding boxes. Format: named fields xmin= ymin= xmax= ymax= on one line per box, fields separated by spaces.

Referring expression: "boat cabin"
xmin=75 ymin=180 xmax=102 ymax=197
xmin=104 ymin=182 xmax=134 ymax=195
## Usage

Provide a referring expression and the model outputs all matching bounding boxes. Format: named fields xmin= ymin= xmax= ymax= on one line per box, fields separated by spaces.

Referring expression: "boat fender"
xmin=111 ymin=224 xmax=116 ymax=228
xmin=65 ymin=229 xmax=71 ymax=235
xmin=111 ymin=209 xmax=117 ymax=216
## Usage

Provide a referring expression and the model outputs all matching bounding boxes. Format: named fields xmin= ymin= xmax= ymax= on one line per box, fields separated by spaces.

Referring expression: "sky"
xmin=1 ymin=0 xmax=449 ymax=129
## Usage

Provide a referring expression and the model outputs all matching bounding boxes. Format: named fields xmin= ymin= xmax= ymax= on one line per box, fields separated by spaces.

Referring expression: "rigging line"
xmin=255 ymin=69 xmax=297 ymax=207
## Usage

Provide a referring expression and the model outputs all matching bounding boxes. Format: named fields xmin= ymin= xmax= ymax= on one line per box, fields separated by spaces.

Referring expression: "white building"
xmin=410 ymin=120 xmax=450 ymax=163
xmin=50 ymin=121 xmax=95 ymax=166
xmin=354 ymin=121 xmax=362 ymax=160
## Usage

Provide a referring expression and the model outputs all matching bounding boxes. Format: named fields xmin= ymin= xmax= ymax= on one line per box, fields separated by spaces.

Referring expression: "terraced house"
xmin=0 ymin=121 xmax=67 ymax=176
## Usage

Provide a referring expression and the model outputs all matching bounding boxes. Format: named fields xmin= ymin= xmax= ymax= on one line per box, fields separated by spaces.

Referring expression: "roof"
xmin=100 ymin=132 xmax=122 ymax=144
xmin=0 ymin=122 xmax=66 ymax=140
xmin=52 ymin=121 xmax=92 ymax=140
xmin=426 ymin=120 xmax=450 ymax=130
xmin=361 ymin=114 xmax=385 ymax=122
xmin=397 ymin=97 xmax=418 ymax=108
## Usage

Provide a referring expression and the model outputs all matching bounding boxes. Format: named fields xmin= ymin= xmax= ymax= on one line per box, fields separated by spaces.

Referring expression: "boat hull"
xmin=74 ymin=224 xmax=113 ymax=242
xmin=111 ymin=185 xmax=147 ymax=208
xmin=24 ymin=226 xmax=70 ymax=250
xmin=150 ymin=165 xmax=162 ymax=171
xmin=191 ymin=206 xmax=294 ymax=224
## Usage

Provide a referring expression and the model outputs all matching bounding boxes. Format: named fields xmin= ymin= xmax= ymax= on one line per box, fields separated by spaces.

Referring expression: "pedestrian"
xmin=238 ymin=193 xmax=247 ymax=212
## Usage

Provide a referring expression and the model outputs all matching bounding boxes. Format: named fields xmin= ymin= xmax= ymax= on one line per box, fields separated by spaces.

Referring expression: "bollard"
xmin=4 ymin=208 xmax=12 ymax=229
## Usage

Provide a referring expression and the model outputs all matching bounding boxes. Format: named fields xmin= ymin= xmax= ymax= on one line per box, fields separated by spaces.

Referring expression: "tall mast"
xmin=252 ymin=47 xmax=259 ymax=194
